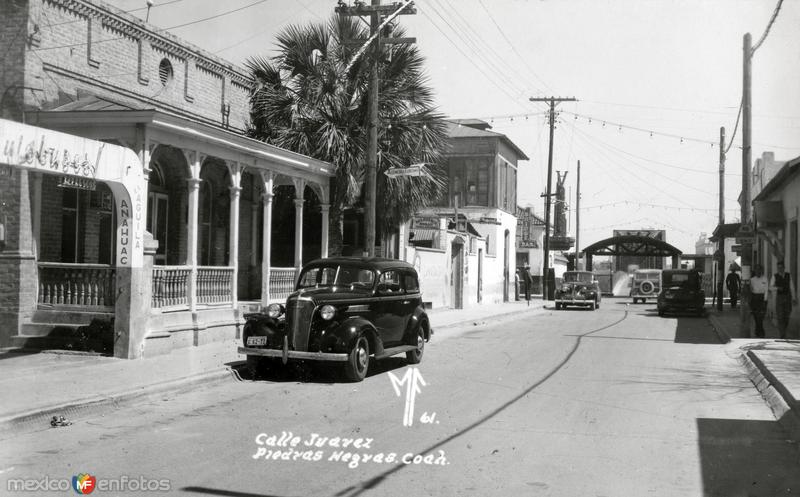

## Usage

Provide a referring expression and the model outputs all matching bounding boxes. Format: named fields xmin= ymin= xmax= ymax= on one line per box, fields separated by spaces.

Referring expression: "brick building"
xmin=0 ymin=0 xmax=333 ymax=357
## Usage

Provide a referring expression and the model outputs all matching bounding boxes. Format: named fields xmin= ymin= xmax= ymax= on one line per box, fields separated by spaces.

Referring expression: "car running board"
xmin=374 ymin=345 xmax=418 ymax=360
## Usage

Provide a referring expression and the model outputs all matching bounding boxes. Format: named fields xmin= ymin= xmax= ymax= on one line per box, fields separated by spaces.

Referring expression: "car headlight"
xmin=267 ymin=303 xmax=284 ymax=318
xmin=320 ymin=305 xmax=336 ymax=320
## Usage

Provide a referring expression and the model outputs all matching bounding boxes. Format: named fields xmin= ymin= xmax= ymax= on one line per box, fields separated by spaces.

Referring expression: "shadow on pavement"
xmin=181 ymin=486 xmax=292 ymax=497
xmin=640 ymin=309 xmax=721 ymax=344
xmin=240 ymin=356 xmax=410 ymax=384
xmin=697 ymin=417 xmax=800 ymax=497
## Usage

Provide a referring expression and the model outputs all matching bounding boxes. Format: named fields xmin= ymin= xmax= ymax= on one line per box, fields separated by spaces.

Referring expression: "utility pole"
xmin=336 ymin=0 xmax=416 ymax=258
xmin=529 ymin=96 xmax=576 ymax=300
xmin=740 ymin=32 xmax=752 ymax=336
xmin=717 ymin=127 xmax=725 ymax=311
xmin=576 ymin=160 xmax=581 ymax=271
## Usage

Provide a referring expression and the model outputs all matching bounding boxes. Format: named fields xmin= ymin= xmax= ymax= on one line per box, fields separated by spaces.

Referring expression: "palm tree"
xmin=246 ymin=15 xmax=448 ymax=256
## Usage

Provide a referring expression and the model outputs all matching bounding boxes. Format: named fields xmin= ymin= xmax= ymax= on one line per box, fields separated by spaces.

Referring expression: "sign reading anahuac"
xmin=0 ymin=119 xmax=145 ymax=268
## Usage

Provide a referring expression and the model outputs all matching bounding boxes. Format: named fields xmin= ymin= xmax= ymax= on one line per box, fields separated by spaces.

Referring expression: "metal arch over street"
xmin=580 ymin=235 xmax=683 ymax=269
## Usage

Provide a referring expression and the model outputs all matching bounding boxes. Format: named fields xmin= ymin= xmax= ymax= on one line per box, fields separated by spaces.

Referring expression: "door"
xmin=451 ymin=240 xmax=464 ymax=309
xmin=477 ymin=248 xmax=483 ymax=303
xmin=147 ymin=192 xmax=169 ymax=264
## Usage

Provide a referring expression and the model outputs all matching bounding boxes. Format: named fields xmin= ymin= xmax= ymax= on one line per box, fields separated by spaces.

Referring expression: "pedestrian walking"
xmin=770 ymin=261 xmax=797 ymax=339
xmin=726 ymin=266 xmax=741 ymax=308
xmin=522 ymin=264 xmax=532 ymax=306
xmin=749 ymin=264 xmax=769 ymax=338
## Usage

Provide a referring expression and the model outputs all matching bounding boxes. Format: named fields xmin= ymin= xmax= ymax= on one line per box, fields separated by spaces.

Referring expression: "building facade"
xmin=0 ymin=0 xmax=333 ymax=357
xmin=407 ymin=119 xmax=527 ymax=307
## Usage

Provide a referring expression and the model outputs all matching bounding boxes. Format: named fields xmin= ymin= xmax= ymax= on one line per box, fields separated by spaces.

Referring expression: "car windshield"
xmin=563 ymin=272 xmax=593 ymax=283
xmin=634 ymin=272 xmax=660 ymax=280
xmin=297 ymin=265 xmax=376 ymax=290
xmin=664 ymin=273 xmax=698 ymax=288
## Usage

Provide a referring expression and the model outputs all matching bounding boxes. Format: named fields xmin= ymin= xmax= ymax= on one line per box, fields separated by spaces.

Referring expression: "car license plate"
xmin=247 ymin=336 xmax=267 ymax=346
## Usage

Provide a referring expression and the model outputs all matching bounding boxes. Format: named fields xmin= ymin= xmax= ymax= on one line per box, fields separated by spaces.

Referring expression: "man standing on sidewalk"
xmin=726 ymin=266 xmax=741 ymax=309
xmin=522 ymin=264 xmax=533 ymax=306
xmin=770 ymin=261 xmax=797 ymax=339
xmin=750 ymin=264 xmax=769 ymax=338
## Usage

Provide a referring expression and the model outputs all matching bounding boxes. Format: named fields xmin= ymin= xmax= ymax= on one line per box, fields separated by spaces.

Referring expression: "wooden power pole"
xmin=529 ymin=96 xmax=576 ymax=299
xmin=717 ymin=127 xmax=725 ymax=311
xmin=576 ymin=159 xmax=581 ymax=270
xmin=336 ymin=0 xmax=416 ymax=257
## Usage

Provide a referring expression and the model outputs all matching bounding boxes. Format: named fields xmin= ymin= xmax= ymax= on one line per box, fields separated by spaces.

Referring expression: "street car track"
xmin=332 ymin=311 xmax=631 ymax=497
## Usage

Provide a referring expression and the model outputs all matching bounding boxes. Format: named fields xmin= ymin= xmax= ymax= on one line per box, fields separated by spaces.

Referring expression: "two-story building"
xmin=405 ymin=119 xmax=527 ymax=308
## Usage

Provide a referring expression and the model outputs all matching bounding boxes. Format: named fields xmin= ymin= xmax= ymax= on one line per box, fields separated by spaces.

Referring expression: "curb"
xmin=738 ymin=349 xmax=800 ymax=441
xmin=707 ymin=313 xmax=732 ymax=344
xmin=0 ymin=363 xmax=245 ymax=436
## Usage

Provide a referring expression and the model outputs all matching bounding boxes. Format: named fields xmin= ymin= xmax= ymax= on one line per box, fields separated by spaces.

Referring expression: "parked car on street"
xmin=657 ymin=269 xmax=705 ymax=316
xmin=239 ymin=258 xmax=431 ymax=382
xmin=630 ymin=269 xmax=662 ymax=304
xmin=554 ymin=271 xmax=602 ymax=310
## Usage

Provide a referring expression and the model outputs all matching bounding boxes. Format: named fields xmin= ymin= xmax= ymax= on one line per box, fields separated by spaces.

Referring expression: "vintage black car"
xmin=239 ymin=258 xmax=432 ymax=382
xmin=554 ymin=271 xmax=602 ymax=310
xmin=657 ymin=269 xmax=705 ymax=316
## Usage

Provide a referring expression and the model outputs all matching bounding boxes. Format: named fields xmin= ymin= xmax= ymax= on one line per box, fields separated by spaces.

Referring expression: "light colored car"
xmin=630 ymin=269 xmax=662 ymax=304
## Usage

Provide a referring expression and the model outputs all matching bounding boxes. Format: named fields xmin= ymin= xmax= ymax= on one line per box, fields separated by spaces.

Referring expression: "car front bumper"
xmin=555 ymin=298 xmax=594 ymax=305
xmin=239 ymin=346 xmax=349 ymax=362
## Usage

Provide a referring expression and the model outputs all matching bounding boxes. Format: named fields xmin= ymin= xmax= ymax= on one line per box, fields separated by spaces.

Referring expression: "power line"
xmin=436 ymin=0 xmax=547 ymax=98
xmin=567 ymin=122 xmax=739 ymax=203
xmin=164 ymin=0 xmax=271 ymax=30
xmin=416 ymin=4 xmax=526 ymax=107
xmin=33 ymin=0 xmax=270 ymax=52
xmin=752 ymin=0 xmax=784 ymax=53
xmin=424 ymin=0 xmax=531 ymax=101
xmin=475 ymin=0 xmax=553 ymax=95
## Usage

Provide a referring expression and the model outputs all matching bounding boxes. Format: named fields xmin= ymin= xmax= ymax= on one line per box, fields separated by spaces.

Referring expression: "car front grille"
xmin=286 ymin=298 xmax=314 ymax=351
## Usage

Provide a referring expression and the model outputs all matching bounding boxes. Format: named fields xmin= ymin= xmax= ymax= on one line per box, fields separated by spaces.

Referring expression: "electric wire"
xmin=416 ymin=4 xmax=527 ymax=107
xmin=436 ymin=0 xmax=547 ymax=98
xmin=568 ymin=121 xmax=739 ymax=203
xmin=752 ymin=0 xmax=784 ymax=53
xmin=33 ymin=0 xmax=270 ymax=52
xmin=476 ymin=0 xmax=553 ymax=95
xmin=424 ymin=0 xmax=532 ymax=102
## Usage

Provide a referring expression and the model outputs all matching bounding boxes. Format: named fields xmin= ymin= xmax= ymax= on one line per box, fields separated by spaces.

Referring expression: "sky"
xmin=106 ymin=0 xmax=800 ymax=253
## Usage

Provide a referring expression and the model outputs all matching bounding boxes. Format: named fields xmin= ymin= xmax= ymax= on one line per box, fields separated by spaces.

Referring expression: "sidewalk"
xmin=0 ymin=299 xmax=545 ymax=434
xmin=708 ymin=305 xmax=800 ymax=440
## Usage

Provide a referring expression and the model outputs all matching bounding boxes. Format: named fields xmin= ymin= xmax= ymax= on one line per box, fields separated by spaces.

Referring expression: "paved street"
xmin=2 ymin=298 xmax=798 ymax=497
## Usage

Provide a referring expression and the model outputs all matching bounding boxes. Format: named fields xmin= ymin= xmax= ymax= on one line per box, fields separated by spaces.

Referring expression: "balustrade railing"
xmin=269 ymin=267 xmax=297 ymax=303
xmin=197 ymin=266 xmax=234 ymax=304
xmin=38 ymin=263 xmax=116 ymax=309
xmin=152 ymin=266 xmax=191 ymax=309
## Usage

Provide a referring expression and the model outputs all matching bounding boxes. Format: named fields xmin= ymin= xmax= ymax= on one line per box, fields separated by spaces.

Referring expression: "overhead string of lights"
xmin=561 ymin=111 xmax=726 ymax=148
xmin=580 ymin=200 xmax=741 ymax=214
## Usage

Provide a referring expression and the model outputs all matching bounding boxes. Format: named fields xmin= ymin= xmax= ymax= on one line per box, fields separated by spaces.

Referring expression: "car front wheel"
xmin=406 ymin=326 xmax=425 ymax=364
xmin=344 ymin=335 xmax=370 ymax=382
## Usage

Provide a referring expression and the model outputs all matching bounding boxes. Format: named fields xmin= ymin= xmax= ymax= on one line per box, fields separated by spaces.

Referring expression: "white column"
xmin=294 ymin=198 xmax=304 ymax=271
xmin=260 ymin=171 xmax=273 ymax=307
xmin=229 ymin=185 xmax=241 ymax=306
xmin=185 ymin=151 xmax=202 ymax=311
xmin=227 ymin=162 xmax=242 ymax=308
xmin=320 ymin=203 xmax=330 ymax=259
